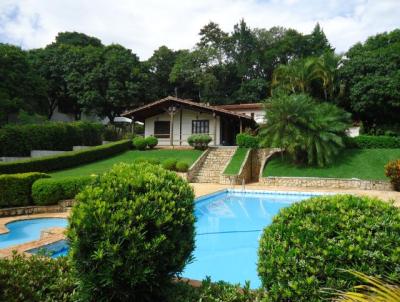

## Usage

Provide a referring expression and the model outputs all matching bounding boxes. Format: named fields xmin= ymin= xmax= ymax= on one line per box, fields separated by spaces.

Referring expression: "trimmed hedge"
xmin=145 ymin=136 xmax=158 ymax=149
xmin=258 ymin=194 xmax=400 ymax=302
xmin=0 ymin=122 xmax=104 ymax=156
xmin=32 ymin=176 xmax=94 ymax=205
xmin=67 ymin=162 xmax=195 ymax=301
xmin=188 ymin=134 xmax=212 ymax=150
xmin=236 ymin=133 xmax=259 ymax=148
xmin=0 ymin=140 xmax=131 ymax=174
xmin=175 ymin=161 xmax=189 ymax=172
xmin=0 ymin=172 xmax=49 ymax=208
xmin=345 ymin=135 xmax=400 ymax=149
xmin=162 ymin=158 xmax=178 ymax=171
xmin=132 ymin=136 xmax=147 ymax=150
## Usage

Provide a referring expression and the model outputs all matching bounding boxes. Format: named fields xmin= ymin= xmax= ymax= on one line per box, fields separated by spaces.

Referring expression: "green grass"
xmin=50 ymin=149 xmax=203 ymax=178
xmin=223 ymin=148 xmax=249 ymax=175
xmin=263 ymin=148 xmax=400 ymax=180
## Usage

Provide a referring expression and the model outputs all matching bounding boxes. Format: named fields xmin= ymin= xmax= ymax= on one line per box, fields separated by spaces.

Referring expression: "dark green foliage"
xmin=345 ymin=135 xmax=400 ymax=149
xmin=236 ymin=133 xmax=259 ymax=148
xmin=169 ymin=278 xmax=267 ymax=302
xmin=145 ymin=135 xmax=158 ymax=149
xmin=32 ymin=176 xmax=94 ymax=205
xmin=102 ymin=126 xmax=121 ymax=141
xmin=175 ymin=161 xmax=189 ymax=172
xmin=132 ymin=136 xmax=147 ymax=150
xmin=259 ymin=93 xmax=351 ymax=167
xmin=340 ymin=29 xmax=400 ymax=127
xmin=0 ymin=140 xmax=131 ymax=174
xmin=385 ymin=159 xmax=400 ymax=191
xmin=54 ymin=31 xmax=103 ymax=47
xmin=258 ymin=195 xmax=400 ymax=302
xmin=162 ymin=158 xmax=178 ymax=171
xmin=188 ymin=134 xmax=212 ymax=150
xmin=0 ymin=172 xmax=49 ymax=207
xmin=0 ymin=253 xmax=77 ymax=302
xmin=67 ymin=162 xmax=195 ymax=301
xmin=0 ymin=122 xmax=104 ymax=156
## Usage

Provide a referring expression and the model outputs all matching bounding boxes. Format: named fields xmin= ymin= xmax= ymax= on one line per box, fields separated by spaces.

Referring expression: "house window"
xmin=154 ymin=121 xmax=170 ymax=138
xmin=192 ymin=120 xmax=209 ymax=134
xmin=251 ymin=112 xmax=255 ymax=119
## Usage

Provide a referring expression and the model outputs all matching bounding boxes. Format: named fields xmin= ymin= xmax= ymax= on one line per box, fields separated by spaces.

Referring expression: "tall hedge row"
xmin=0 ymin=140 xmax=131 ymax=174
xmin=345 ymin=135 xmax=400 ymax=149
xmin=0 ymin=172 xmax=49 ymax=208
xmin=0 ymin=122 xmax=104 ymax=156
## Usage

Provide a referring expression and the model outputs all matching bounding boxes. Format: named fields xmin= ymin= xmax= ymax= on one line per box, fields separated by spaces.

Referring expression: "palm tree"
xmin=259 ymin=93 xmax=351 ymax=167
xmin=272 ymin=53 xmax=340 ymax=100
xmin=333 ymin=270 xmax=400 ymax=302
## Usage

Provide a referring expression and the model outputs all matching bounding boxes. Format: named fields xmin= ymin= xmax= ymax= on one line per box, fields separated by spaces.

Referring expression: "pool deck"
xmin=0 ymin=183 xmax=399 ymax=258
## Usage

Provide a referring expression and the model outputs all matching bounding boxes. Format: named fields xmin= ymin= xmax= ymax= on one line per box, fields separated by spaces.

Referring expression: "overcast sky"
xmin=0 ymin=0 xmax=399 ymax=60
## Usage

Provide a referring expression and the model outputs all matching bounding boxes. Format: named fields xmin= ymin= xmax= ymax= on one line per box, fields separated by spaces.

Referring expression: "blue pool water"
xmin=183 ymin=190 xmax=319 ymax=287
xmin=0 ymin=218 xmax=68 ymax=249
xmin=0 ymin=190 xmax=319 ymax=287
xmin=28 ymin=239 xmax=69 ymax=258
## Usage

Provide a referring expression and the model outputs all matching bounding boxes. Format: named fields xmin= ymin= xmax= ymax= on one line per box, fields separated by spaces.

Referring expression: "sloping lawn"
xmin=50 ymin=149 xmax=203 ymax=178
xmin=263 ymin=148 xmax=400 ymax=180
xmin=223 ymin=148 xmax=249 ymax=175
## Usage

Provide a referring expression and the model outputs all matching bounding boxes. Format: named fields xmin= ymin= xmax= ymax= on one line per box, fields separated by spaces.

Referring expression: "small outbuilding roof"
xmin=123 ymin=96 xmax=256 ymax=126
xmin=215 ymin=103 xmax=264 ymax=111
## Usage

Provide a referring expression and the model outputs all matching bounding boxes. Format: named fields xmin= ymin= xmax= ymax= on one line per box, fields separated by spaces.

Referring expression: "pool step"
xmin=190 ymin=147 xmax=236 ymax=183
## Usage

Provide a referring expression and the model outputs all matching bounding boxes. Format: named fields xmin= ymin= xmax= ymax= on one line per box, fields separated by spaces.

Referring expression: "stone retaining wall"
xmin=260 ymin=176 xmax=393 ymax=191
xmin=187 ymin=149 xmax=210 ymax=182
xmin=0 ymin=199 xmax=74 ymax=217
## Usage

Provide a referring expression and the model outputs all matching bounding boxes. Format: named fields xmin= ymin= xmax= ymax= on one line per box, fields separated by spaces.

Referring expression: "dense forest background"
xmin=0 ymin=19 xmax=399 ymax=129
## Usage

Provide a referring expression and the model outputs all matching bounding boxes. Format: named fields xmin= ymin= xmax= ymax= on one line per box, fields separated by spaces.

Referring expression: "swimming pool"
xmin=183 ymin=190 xmax=320 ymax=288
xmin=0 ymin=190 xmax=319 ymax=287
xmin=0 ymin=218 xmax=68 ymax=249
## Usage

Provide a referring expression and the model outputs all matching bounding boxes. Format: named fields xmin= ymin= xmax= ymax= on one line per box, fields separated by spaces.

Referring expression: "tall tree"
xmin=53 ymin=31 xmax=103 ymax=47
xmin=0 ymin=44 xmax=46 ymax=124
xmin=306 ymin=23 xmax=334 ymax=56
xmin=339 ymin=29 xmax=400 ymax=129
xmin=80 ymin=44 xmax=142 ymax=122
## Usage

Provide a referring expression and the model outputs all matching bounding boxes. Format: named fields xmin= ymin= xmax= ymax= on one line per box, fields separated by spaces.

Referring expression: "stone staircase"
xmin=190 ymin=147 xmax=237 ymax=183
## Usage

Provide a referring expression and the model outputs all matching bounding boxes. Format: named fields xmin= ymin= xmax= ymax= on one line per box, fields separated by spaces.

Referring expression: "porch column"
xmin=213 ymin=112 xmax=217 ymax=146
xmin=240 ymin=118 xmax=243 ymax=133
xmin=167 ymin=105 xmax=177 ymax=147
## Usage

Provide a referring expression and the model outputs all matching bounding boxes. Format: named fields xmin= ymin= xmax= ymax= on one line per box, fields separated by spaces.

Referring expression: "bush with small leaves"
xmin=176 ymin=161 xmax=189 ymax=172
xmin=187 ymin=134 xmax=212 ymax=150
xmin=67 ymin=162 xmax=195 ymax=301
xmin=145 ymin=136 xmax=158 ymax=149
xmin=385 ymin=159 xmax=400 ymax=191
xmin=236 ymin=133 xmax=259 ymax=148
xmin=258 ymin=194 xmax=400 ymax=302
xmin=132 ymin=136 xmax=147 ymax=150
xmin=162 ymin=158 xmax=178 ymax=171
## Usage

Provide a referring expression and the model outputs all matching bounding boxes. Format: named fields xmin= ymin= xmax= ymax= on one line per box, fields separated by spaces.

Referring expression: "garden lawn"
xmin=263 ymin=148 xmax=400 ymax=180
xmin=224 ymin=148 xmax=249 ymax=175
xmin=50 ymin=149 xmax=202 ymax=178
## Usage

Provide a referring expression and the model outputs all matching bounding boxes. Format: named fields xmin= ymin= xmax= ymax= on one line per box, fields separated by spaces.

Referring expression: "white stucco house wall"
xmin=123 ymin=96 xmax=255 ymax=146
xmin=216 ymin=103 xmax=266 ymax=124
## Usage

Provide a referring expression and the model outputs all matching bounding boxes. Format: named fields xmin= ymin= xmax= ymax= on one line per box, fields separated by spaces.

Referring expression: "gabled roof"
xmin=123 ymin=96 xmax=255 ymax=124
xmin=215 ymin=103 xmax=264 ymax=111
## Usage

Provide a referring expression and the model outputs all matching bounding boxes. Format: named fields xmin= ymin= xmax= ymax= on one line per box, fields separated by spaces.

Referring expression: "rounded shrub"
xmin=175 ymin=161 xmax=189 ymax=172
xmin=132 ymin=136 xmax=147 ymax=150
xmin=67 ymin=162 xmax=195 ymax=301
xmin=187 ymin=134 xmax=212 ymax=150
xmin=385 ymin=159 xmax=400 ymax=191
xmin=162 ymin=158 xmax=178 ymax=171
xmin=258 ymin=194 xmax=400 ymax=302
xmin=145 ymin=136 xmax=158 ymax=149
